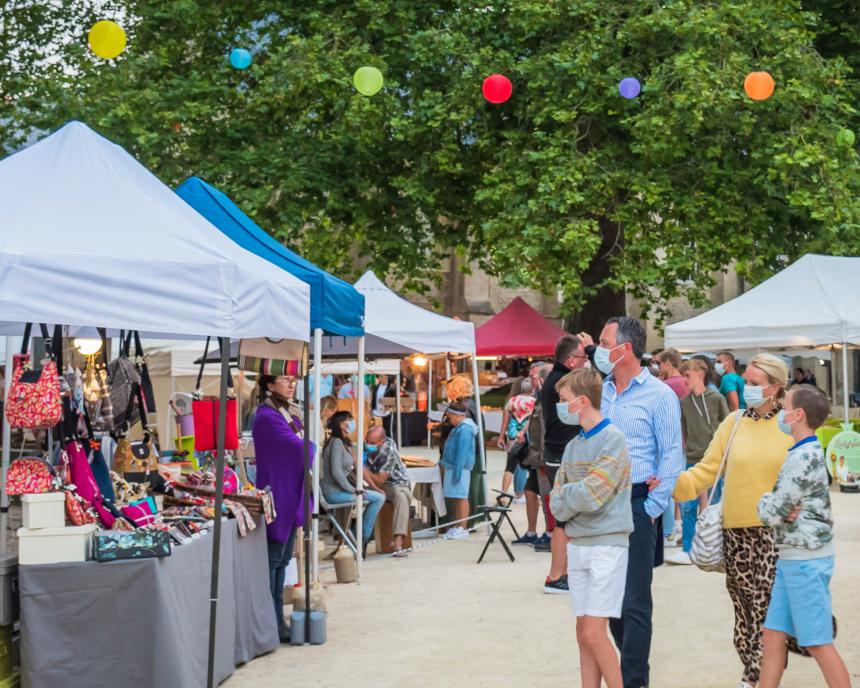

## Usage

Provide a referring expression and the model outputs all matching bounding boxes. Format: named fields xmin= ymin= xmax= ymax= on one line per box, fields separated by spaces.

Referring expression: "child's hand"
xmin=786 ymin=506 xmax=802 ymax=522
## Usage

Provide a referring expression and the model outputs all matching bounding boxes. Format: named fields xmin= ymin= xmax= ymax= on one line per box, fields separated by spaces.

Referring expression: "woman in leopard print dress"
xmin=675 ymin=354 xmax=792 ymax=687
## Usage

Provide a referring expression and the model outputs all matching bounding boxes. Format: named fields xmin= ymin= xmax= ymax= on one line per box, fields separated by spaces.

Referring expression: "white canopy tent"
xmin=665 ymin=254 xmax=860 ymax=421
xmin=0 ymin=121 xmax=311 ymax=687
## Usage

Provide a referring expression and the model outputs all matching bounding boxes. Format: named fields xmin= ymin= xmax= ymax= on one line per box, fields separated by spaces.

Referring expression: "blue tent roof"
xmin=176 ymin=177 xmax=364 ymax=337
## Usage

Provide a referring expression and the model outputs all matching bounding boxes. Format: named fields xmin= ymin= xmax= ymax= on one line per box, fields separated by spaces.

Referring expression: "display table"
xmin=383 ymin=411 xmax=428 ymax=447
xmin=20 ymin=517 xmax=277 ymax=688
xmin=406 ymin=465 xmax=446 ymax=517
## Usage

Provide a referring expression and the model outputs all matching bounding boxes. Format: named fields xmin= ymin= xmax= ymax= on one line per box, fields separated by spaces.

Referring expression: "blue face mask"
xmin=556 ymin=400 xmax=581 ymax=426
xmin=594 ymin=345 xmax=624 ymax=375
xmin=714 ymin=362 xmax=726 ymax=376
xmin=777 ymin=409 xmax=799 ymax=436
xmin=346 ymin=419 xmax=356 ymax=434
xmin=365 ymin=444 xmax=378 ymax=453
xmin=743 ymin=385 xmax=769 ymax=409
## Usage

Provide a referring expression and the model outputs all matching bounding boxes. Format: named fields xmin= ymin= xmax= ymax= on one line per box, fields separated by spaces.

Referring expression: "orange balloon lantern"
xmin=744 ymin=71 xmax=774 ymax=101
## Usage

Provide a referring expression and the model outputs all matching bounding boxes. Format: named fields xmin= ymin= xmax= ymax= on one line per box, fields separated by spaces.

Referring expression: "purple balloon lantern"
xmin=619 ymin=77 xmax=641 ymax=99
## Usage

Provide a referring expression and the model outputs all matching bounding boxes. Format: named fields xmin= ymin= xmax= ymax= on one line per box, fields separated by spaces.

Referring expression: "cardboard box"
xmin=21 ymin=492 xmax=65 ymax=530
xmin=17 ymin=524 xmax=96 ymax=565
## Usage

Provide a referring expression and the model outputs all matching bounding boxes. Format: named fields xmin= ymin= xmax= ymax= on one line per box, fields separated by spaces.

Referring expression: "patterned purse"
xmin=5 ymin=324 xmax=63 ymax=430
xmin=6 ymin=457 xmax=60 ymax=495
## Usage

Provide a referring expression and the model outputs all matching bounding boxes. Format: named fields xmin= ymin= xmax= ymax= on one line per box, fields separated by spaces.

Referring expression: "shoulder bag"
xmin=690 ymin=410 xmax=743 ymax=573
xmin=191 ymin=337 xmax=239 ymax=451
xmin=5 ymin=323 xmax=63 ymax=430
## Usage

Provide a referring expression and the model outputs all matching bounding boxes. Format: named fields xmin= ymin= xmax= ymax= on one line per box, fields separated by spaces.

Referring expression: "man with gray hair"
xmin=596 ymin=316 xmax=684 ymax=688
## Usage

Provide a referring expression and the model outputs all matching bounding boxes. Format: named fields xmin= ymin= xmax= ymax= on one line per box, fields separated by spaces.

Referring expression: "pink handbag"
xmin=66 ymin=441 xmax=116 ymax=528
xmin=5 ymin=324 xmax=63 ymax=430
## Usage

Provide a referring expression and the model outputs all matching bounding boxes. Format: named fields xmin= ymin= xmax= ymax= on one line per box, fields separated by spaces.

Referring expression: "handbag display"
xmin=63 ymin=487 xmax=97 ymax=526
xmin=66 ymin=440 xmax=116 ymax=528
xmin=5 ymin=324 xmax=63 ymax=430
xmin=6 ymin=457 xmax=60 ymax=495
xmin=192 ymin=337 xmax=238 ymax=451
xmin=690 ymin=411 xmax=744 ymax=573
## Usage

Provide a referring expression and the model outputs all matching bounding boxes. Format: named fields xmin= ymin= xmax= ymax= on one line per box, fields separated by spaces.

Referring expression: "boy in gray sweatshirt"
xmin=550 ymin=368 xmax=632 ymax=688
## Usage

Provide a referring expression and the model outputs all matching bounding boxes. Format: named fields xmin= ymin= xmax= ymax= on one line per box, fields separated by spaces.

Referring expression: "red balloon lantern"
xmin=482 ymin=74 xmax=512 ymax=104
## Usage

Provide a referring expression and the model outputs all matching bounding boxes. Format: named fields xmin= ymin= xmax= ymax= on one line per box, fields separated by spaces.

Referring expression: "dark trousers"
xmin=610 ymin=489 xmax=660 ymax=688
xmin=267 ymin=527 xmax=297 ymax=639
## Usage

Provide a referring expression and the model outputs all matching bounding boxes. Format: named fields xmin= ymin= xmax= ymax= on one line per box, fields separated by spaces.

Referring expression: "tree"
xmin=2 ymin=1 xmax=858 ymax=325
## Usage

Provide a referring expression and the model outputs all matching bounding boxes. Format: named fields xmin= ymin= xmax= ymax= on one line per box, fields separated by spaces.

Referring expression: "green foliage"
xmin=1 ymin=0 xmax=859 ymax=323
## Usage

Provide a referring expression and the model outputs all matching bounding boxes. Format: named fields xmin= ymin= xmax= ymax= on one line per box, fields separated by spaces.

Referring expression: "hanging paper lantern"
xmin=229 ymin=48 xmax=252 ymax=70
xmin=87 ymin=20 xmax=127 ymax=59
xmin=618 ymin=77 xmax=641 ymax=99
xmin=837 ymin=129 xmax=856 ymax=147
xmin=744 ymin=71 xmax=775 ymax=101
xmin=353 ymin=66 xmax=384 ymax=96
xmin=482 ymin=74 xmax=512 ymax=104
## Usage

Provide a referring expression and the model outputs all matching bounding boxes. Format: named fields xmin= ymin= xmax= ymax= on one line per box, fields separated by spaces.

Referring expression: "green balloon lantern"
xmin=353 ymin=66 xmax=384 ymax=96
xmin=837 ymin=129 xmax=856 ymax=147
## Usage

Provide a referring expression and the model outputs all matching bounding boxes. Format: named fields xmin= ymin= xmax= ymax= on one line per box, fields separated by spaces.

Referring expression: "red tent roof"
xmin=475 ymin=297 xmax=569 ymax=357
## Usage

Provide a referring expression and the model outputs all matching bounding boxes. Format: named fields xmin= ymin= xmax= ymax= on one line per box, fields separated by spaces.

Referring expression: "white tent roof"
xmin=0 ymin=121 xmax=310 ymax=340
xmin=665 ymin=255 xmax=860 ymax=351
xmin=312 ymin=359 xmax=401 ymax=376
xmin=353 ymin=271 xmax=475 ymax=354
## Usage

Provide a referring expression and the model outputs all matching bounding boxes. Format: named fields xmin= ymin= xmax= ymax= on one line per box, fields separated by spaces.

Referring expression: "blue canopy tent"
xmin=176 ymin=176 xmax=367 ymax=588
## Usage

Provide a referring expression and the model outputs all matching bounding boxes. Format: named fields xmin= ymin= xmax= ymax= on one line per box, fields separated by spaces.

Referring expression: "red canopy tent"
xmin=475 ymin=297 xmax=569 ymax=357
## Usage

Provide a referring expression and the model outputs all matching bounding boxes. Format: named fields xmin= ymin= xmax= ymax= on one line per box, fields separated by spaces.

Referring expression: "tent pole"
xmin=205 ymin=337 xmax=230 ymax=688
xmin=356 ymin=337 xmax=365 ymax=581
xmin=830 ymin=345 xmax=837 ymax=408
xmin=842 ymin=341 xmax=850 ymax=426
xmin=302 ymin=362 xmax=312 ymax=639
xmin=311 ymin=328 xmax=323 ymax=583
xmin=471 ymin=354 xmax=489 ymax=509
xmin=396 ymin=371 xmax=402 ymax=448
xmin=0 ymin=337 xmax=14 ymax=554
xmin=427 ymin=359 xmax=433 ymax=448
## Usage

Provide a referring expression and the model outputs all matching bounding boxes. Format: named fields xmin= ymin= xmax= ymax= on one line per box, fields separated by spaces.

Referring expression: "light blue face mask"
xmin=743 ymin=385 xmax=769 ymax=409
xmin=777 ymin=409 xmax=798 ymax=436
xmin=365 ymin=444 xmax=378 ymax=453
xmin=714 ymin=362 xmax=726 ymax=376
xmin=594 ymin=345 xmax=624 ymax=375
xmin=346 ymin=419 xmax=356 ymax=434
xmin=556 ymin=400 xmax=581 ymax=426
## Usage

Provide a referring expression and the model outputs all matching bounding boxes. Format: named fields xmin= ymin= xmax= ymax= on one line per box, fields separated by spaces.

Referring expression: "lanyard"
xmin=691 ymin=394 xmax=710 ymax=426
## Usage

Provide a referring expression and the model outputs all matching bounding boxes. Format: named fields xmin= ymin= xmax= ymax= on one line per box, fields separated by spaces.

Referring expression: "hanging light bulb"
xmin=74 ymin=338 xmax=103 ymax=356
xmin=412 ymin=355 xmax=428 ymax=368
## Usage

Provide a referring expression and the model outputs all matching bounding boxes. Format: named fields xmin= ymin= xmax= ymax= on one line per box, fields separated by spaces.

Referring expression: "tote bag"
xmin=690 ymin=411 xmax=743 ymax=573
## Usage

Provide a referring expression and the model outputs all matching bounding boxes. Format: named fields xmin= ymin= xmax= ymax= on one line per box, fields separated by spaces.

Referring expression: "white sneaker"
xmin=737 ymin=682 xmax=755 ymax=688
xmin=448 ymin=527 xmax=469 ymax=540
xmin=513 ymin=495 xmax=526 ymax=505
xmin=665 ymin=551 xmax=692 ymax=565
xmin=663 ymin=534 xmax=681 ymax=549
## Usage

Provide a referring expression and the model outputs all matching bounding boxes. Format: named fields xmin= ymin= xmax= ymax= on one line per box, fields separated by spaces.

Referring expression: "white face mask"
xmin=714 ymin=362 xmax=726 ymax=376
xmin=743 ymin=384 xmax=773 ymax=409
xmin=595 ymin=345 xmax=624 ymax=375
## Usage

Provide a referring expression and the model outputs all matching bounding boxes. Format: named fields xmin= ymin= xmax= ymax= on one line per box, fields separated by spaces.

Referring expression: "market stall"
xmin=0 ymin=121 xmax=311 ymax=688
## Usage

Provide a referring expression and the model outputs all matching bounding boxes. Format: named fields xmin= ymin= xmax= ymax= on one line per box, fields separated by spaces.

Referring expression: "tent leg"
xmin=312 ymin=328 xmax=323 ymax=583
xmin=843 ymin=341 xmax=850 ymax=427
xmin=471 ymin=354 xmax=489 ymax=509
xmin=396 ymin=371 xmax=402 ymax=448
xmin=427 ymin=360 xmax=433 ymax=448
xmin=356 ymin=337 xmax=366 ymax=581
xmin=206 ymin=337 xmax=230 ymax=688
xmin=0 ymin=337 xmax=14 ymax=555
xmin=302 ymin=365 xmax=312 ymax=638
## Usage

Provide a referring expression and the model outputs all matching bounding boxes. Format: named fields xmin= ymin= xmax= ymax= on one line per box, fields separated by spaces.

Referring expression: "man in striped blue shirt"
xmin=597 ymin=316 xmax=684 ymax=688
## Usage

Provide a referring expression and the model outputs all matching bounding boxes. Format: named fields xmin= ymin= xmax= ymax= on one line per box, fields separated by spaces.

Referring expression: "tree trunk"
xmin=566 ymin=216 xmax=626 ymax=337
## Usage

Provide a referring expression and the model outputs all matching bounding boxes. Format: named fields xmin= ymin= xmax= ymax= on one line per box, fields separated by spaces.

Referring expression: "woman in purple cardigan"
xmin=253 ymin=374 xmax=313 ymax=643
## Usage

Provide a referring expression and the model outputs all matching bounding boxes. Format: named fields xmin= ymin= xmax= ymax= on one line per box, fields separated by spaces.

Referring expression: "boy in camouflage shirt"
xmin=757 ymin=385 xmax=850 ymax=688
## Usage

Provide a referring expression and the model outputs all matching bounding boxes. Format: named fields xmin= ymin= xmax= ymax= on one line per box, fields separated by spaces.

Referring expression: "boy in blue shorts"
xmin=757 ymin=384 xmax=850 ymax=688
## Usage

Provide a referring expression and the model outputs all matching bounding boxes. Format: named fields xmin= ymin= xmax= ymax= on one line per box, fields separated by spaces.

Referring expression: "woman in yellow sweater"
xmin=674 ymin=353 xmax=792 ymax=688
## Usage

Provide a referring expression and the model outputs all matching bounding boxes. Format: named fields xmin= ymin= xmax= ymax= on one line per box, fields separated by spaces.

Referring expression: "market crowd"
xmin=497 ymin=317 xmax=848 ymax=688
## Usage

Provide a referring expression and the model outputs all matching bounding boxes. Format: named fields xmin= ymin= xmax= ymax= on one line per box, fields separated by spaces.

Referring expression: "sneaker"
xmin=512 ymin=532 xmax=539 ymax=546
xmin=533 ymin=534 xmax=552 ymax=552
xmin=663 ymin=534 xmax=681 ymax=549
xmin=449 ymin=527 xmax=469 ymax=540
xmin=665 ymin=550 xmax=693 ymax=565
xmin=543 ymin=575 xmax=569 ymax=594
xmin=513 ymin=495 xmax=526 ymax=505
xmin=531 ymin=533 xmax=551 ymax=547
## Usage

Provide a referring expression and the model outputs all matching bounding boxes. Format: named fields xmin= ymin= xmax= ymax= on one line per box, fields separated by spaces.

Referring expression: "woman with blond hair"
xmin=674 ymin=353 xmax=793 ymax=688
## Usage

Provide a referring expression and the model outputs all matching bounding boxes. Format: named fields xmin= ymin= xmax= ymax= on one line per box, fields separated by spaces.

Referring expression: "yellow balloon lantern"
xmin=88 ymin=20 xmax=127 ymax=59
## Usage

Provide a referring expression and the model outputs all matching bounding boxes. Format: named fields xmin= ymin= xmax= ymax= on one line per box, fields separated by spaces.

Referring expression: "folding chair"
xmin=490 ymin=489 xmax=520 ymax=540
xmin=476 ymin=505 xmax=516 ymax=564
xmin=319 ymin=493 xmax=358 ymax=555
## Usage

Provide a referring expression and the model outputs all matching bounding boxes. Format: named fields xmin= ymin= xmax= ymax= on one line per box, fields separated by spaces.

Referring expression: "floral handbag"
xmin=6 ymin=457 xmax=60 ymax=495
xmin=5 ymin=324 xmax=63 ymax=430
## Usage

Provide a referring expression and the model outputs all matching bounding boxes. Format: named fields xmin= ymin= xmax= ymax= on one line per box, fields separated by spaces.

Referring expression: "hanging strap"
xmin=97 ymin=328 xmax=109 ymax=369
xmin=705 ymin=411 xmax=744 ymax=508
xmin=20 ymin=323 xmax=33 ymax=355
xmin=195 ymin=337 xmax=233 ymax=395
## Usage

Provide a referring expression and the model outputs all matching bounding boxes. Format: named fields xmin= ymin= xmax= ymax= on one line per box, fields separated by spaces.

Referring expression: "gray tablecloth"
xmin=19 ymin=517 xmax=278 ymax=688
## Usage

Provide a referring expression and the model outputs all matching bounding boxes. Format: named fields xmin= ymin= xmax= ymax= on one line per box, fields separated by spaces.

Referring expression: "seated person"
xmin=365 ymin=425 xmax=412 ymax=556
xmin=321 ymin=411 xmax=385 ymax=558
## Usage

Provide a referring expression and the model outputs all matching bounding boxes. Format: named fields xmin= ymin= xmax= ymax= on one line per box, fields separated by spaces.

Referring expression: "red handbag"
xmin=64 ymin=488 xmax=96 ymax=526
xmin=5 ymin=324 xmax=63 ymax=430
xmin=192 ymin=337 xmax=238 ymax=451
xmin=6 ymin=457 xmax=59 ymax=495
xmin=192 ymin=398 xmax=239 ymax=451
